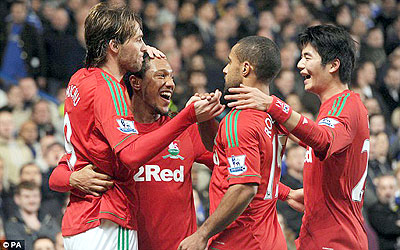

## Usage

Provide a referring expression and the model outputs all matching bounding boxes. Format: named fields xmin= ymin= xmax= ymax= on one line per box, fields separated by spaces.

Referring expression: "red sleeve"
xmin=49 ymin=154 xmax=87 ymax=198
xmin=191 ymin=124 xmax=214 ymax=170
xmin=49 ymin=155 xmax=72 ymax=193
xmin=117 ymin=103 xmax=198 ymax=169
xmin=93 ymin=76 xmax=198 ymax=169
xmin=224 ymin=111 xmax=262 ymax=186
xmin=291 ymin=98 xmax=356 ymax=160
xmin=278 ymin=182 xmax=291 ymax=201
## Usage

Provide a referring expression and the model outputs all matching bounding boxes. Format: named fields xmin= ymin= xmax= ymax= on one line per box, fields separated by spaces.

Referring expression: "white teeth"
xmin=160 ymin=92 xmax=171 ymax=100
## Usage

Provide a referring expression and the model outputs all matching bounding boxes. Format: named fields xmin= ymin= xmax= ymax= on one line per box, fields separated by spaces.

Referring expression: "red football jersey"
xmin=133 ymin=116 xmax=213 ymax=250
xmin=63 ymin=68 xmax=138 ymax=236
xmin=53 ymin=114 xmax=212 ymax=248
xmin=62 ymin=68 xmax=197 ymax=236
xmin=208 ymin=109 xmax=287 ymax=250
xmin=297 ymin=90 xmax=369 ymax=249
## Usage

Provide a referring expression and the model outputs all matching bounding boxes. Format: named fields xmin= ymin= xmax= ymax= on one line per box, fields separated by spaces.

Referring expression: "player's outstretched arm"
xmin=118 ymin=93 xmax=224 ymax=169
xmin=178 ymin=183 xmax=257 ymax=250
xmin=186 ymin=91 xmax=222 ymax=152
xmin=225 ymin=86 xmax=341 ymax=158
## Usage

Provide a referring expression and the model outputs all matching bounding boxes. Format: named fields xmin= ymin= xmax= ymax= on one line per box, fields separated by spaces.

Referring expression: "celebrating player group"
xmin=50 ymin=2 xmax=369 ymax=250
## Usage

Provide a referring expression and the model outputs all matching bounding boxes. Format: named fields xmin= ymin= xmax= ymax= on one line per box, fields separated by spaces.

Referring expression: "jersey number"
xmin=351 ymin=139 xmax=369 ymax=202
xmin=264 ymin=134 xmax=284 ymax=200
xmin=64 ymin=112 xmax=77 ymax=170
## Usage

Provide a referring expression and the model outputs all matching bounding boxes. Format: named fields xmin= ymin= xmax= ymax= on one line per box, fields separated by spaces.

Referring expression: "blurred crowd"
xmin=0 ymin=0 xmax=399 ymax=249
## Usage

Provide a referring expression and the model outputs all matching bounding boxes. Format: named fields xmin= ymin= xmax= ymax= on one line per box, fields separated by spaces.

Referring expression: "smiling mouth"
xmin=160 ymin=91 xmax=172 ymax=101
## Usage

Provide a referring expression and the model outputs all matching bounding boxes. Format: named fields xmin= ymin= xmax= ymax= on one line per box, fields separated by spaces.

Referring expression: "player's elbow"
xmin=236 ymin=183 xmax=258 ymax=200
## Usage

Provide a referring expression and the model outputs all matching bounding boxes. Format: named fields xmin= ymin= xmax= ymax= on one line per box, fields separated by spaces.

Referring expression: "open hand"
xmin=69 ymin=164 xmax=114 ymax=196
xmin=224 ymin=84 xmax=272 ymax=111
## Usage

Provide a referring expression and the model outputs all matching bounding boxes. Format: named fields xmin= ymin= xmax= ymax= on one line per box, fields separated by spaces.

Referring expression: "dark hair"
xmin=33 ymin=236 xmax=55 ymax=246
xmin=19 ymin=162 xmax=39 ymax=175
xmin=84 ymin=2 xmax=142 ymax=68
xmin=235 ymin=36 xmax=281 ymax=83
xmin=298 ymin=25 xmax=356 ymax=84
xmin=15 ymin=181 xmax=40 ymax=195
xmin=123 ymin=53 xmax=151 ymax=98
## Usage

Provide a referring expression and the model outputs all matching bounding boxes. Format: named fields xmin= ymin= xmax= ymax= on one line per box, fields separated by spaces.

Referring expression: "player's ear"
xmin=242 ymin=61 xmax=251 ymax=77
xmin=129 ymin=75 xmax=142 ymax=91
xmin=329 ymin=58 xmax=340 ymax=74
xmin=109 ymin=39 xmax=119 ymax=53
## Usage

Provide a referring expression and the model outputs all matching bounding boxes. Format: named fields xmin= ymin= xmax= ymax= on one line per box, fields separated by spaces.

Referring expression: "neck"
xmin=20 ymin=208 xmax=37 ymax=217
xmin=100 ymin=60 xmax=124 ymax=82
xmin=245 ymin=79 xmax=270 ymax=95
xmin=132 ymin=97 xmax=161 ymax=123
xmin=319 ymin=79 xmax=349 ymax=103
xmin=287 ymin=168 xmax=303 ymax=182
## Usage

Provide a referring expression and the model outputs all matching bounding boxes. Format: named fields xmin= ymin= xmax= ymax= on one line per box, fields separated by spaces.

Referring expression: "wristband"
xmin=267 ymin=96 xmax=293 ymax=124
xmin=278 ymin=182 xmax=291 ymax=201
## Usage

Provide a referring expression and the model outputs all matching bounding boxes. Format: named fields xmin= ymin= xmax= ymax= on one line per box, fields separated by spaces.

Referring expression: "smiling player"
xmin=225 ymin=25 xmax=369 ymax=250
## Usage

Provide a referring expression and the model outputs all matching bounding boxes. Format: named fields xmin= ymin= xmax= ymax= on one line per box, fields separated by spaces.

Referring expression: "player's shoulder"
xmin=223 ymin=109 xmax=265 ymax=134
xmin=324 ymin=90 xmax=363 ymax=117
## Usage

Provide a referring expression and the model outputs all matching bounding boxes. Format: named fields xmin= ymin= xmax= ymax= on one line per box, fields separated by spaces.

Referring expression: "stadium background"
xmin=0 ymin=0 xmax=399 ymax=249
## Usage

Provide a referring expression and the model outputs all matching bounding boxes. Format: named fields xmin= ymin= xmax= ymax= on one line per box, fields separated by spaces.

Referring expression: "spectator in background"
xmin=278 ymin=145 xmax=305 ymax=237
xmin=0 ymin=157 xmax=11 ymax=240
xmin=0 ymin=107 xmax=33 ymax=185
xmin=195 ymin=2 xmax=215 ymax=50
xmin=271 ymin=69 xmax=296 ymax=101
xmin=188 ymin=70 xmax=208 ymax=95
xmin=0 ymin=0 xmax=46 ymax=85
xmin=390 ymin=107 xmax=400 ymax=162
xmin=44 ymin=7 xmax=85 ymax=96
xmin=385 ymin=16 xmax=400 ymax=55
xmin=257 ymin=11 xmax=276 ymax=40
xmin=370 ymin=114 xmax=389 ymax=135
xmin=380 ymin=67 xmax=400 ymax=114
xmin=368 ymin=174 xmax=400 ymax=250
xmin=41 ymin=142 xmax=65 ymax=204
xmin=19 ymin=120 xmax=39 ymax=159
xmin=6 ymin=84 xmax=30 ymax=130
xmin=142 ymin=1 xmax=159 ymax=45
xmin=364 ymin=97 xmax=383 ymax=117
xmin=360 ymin=27 xmax=387 ymax=69
xmin=17 ymin=162 xmax=64 ymax=221
xmin=366 ymin=132 xmax=393 ymax=208
xmin=19 ymin=77 xmax=61 ymax=130
xmin=33 ymin=236 xmax=55 ymax=250
xmin=31 ymin=100 xmax=57 ymax=140
xmin=175 ymin=2 xmax=199 ymax=43
xmin=5 ymin=181 xmax=59 ymax=250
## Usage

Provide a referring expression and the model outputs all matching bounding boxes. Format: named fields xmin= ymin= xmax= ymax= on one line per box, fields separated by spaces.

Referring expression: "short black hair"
xmin=234 ymin=36 xmax=281 ymax=83
xmin=123 ymin=53 xmax=151 ymax=98
xmin=15 ymin=181 xmax=40 ymax=195
xmin=298 ymin=24 xmax=356 ymax=84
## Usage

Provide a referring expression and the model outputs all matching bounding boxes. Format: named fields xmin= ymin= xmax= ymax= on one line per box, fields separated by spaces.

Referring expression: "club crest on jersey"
xmin=116 ymin=118 xmax=138 ymax=134
xmin=318 ymin=117 xmax=340 ymax=128
xmin=163 ymin=141 xmax=184 ymax=160
xmin=227 ymin=155 xmax=247 ymax=175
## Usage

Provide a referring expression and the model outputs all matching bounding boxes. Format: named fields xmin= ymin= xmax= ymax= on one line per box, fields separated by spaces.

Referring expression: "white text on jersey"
xmin=66 ymin=85 xmax=81 ymax=106
xmin=134 ymin=165 xmax=184 ymax=182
